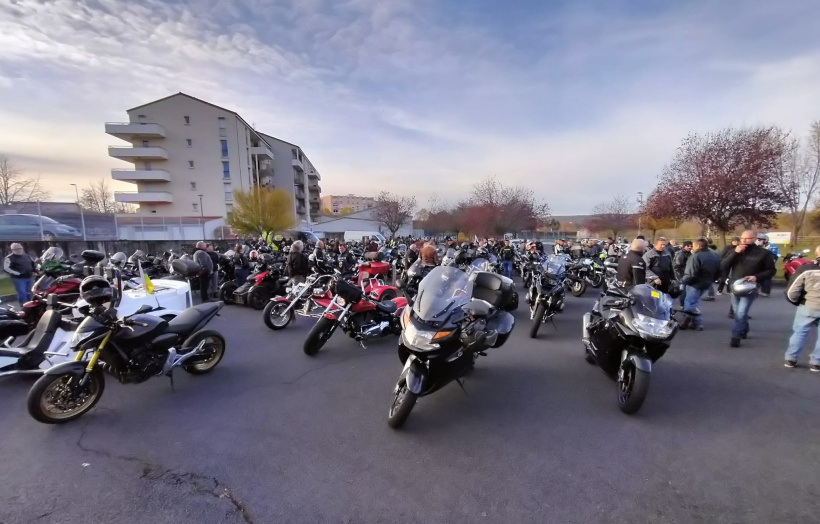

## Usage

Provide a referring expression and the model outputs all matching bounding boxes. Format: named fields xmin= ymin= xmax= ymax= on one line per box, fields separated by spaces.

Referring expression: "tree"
xmin=226 ymin=187 xmax=295 ymax=237
xmin=0 ymin=154 xmax=50 ymax=205
xmin=583 ymin=194 xmax=637 ymax=239
xmin=548 ymin=219 xmax=560 ymax=232
xmin=641 ymin=190 xmax=678 ymax=241
xmin=655 ymin=127 xmax=789 ymax=245
xmin=339 ymin=206 xmax=354 ymax=215
xmin=771 ymin=121 xmax=820 ymax=246
xmin=466 ymin=176 xmax=551 ymax=236
xmin=372 ymin=192 xmax=417 ymax=238
xmin=79 ymin=178 xmax=134 ymax=213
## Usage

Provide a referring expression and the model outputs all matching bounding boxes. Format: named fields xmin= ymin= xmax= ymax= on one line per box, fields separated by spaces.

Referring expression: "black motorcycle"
xmin=582 ymin=283 xmax=678 ymax=414
xmin=528 ymin=254 xmax=567 ymax=338
xmin=388 ymin=266 xmax=516 ymax=429
xmin=564 ymin=260 xmax=589 ymax=297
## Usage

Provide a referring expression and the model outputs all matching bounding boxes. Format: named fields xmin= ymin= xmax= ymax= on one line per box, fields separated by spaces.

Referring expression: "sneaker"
xmin=784 ymin=360 xmax=797 ymax=368
xmin=759 ymin=292 xmax=770 ymax=297
xmin=703 ymin=296 xmax=715 ymax=302
xmin=715 ymin=291 xmax=722 ymax=296
xmin=811 ymin=364 xmax=820 ymax=373
xmin=730 ymin=337 xmax=741 ymax=348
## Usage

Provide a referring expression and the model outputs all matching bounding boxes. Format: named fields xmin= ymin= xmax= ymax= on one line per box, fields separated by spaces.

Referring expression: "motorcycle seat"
xmin=165 ymin=302 xmax=221 ymax=336
xmin=375 ymin=300 xmax=398 ymax=314
xmin=0 ymin=310 xmax=60 ymax=358
xmin=0 ymin=319 xmax=30 ymax=340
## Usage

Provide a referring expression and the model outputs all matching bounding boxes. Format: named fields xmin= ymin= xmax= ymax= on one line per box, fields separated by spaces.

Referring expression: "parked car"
xmin=0 ymin=214 xmax=82 ymax=241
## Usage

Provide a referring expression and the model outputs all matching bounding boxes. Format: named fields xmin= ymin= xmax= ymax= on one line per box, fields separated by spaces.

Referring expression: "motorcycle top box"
xmin=171 ymin=258 xmax=202 ymax=278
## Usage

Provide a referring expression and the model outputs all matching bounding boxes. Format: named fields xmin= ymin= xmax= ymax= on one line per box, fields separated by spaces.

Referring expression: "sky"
xmin=1 ymin=0 xmax=819 ymax=214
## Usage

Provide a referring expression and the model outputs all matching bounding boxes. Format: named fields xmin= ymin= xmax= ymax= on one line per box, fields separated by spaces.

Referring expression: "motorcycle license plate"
xmin=235 ymin=295 xmax=245 ymax=304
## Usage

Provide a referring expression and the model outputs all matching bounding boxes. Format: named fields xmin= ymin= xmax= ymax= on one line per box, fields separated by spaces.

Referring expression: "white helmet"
xmin=731 ymin=278 xmax=757 ymax=296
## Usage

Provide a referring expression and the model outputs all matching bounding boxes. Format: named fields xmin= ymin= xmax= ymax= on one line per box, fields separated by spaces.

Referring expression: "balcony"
xmin=114 ymin=191 xmax=173 ymax=203
xmin=105 ymin=122 xmax=166 ymax=138
xmin=294 ymin=173 xmax=304 ymax=185
xmin=309 ymin=183 xmax=321 ymax=193
xmin=296 ymin=189 xmax=306 ymax=200
xmin=307 ymin=168 xmax=320 ymax=179
xmin=108 ymin=146 xmax=168 ymax=160
xmin=111 ymin=169 xmax=171 ymax=182
xmin=251 ymin=145 xmax=273 ymax=159
xmin=292 ymin=158 xmax=304 ymax=172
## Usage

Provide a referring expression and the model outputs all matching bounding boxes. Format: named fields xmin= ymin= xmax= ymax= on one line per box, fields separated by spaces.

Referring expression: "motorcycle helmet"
xmin=731 ymin=278 xmax=757 ymax=296
xmin=80 ymin=275 xmax=114 ymax=307
xmin=666 ymin=280 xmax=682 ymax=299
xmin=757 ymin=233 xmax=768 ymax=245
xmin=110 ymin=252 xmax=127 ymax=267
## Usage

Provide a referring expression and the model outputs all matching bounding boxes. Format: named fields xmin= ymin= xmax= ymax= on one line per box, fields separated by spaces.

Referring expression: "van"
xmin=344 ymin=231 xmax=386 ymax=244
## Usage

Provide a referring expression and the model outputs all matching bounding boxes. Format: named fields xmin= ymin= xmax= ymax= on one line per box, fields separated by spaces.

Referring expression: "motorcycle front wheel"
xmin=27 ymin=368 xmax=106 ymax=424
xmin=263 ymin=300 xmax=294 ymax=330
xmin=617 ymin=363 xmax=650 ymax=414
xmin=220 ymin=282 xmax=238 ymax=305
xmin=569 ymin=280 xmax=587 ymax=297
xmin=303 ymin=317 xmax=335 ymax=356
xmin=387 ymin=379 xmax=417 ymax=429
xmin=529 ymin=302 xmax=547 ymax=338
xmin=247 ymin=286 xmax=269 ymax=310
xmin=589 ymin=273 xmax=603 ymax=288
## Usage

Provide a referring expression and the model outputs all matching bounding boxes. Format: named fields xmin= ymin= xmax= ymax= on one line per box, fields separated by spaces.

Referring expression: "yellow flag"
xmin=139 ymin=263 xmax=154 ymax=295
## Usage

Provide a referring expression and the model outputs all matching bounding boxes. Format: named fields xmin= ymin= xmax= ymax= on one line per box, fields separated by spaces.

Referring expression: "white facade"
xmin=106 ymin=93 xmax=321 ymax=238
xmin=313 ymin=208 xmax=413 ymax=239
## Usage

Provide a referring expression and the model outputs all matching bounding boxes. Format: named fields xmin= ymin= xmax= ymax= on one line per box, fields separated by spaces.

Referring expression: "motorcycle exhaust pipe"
xmin=582 ymin=312 xmax=591 ymax=341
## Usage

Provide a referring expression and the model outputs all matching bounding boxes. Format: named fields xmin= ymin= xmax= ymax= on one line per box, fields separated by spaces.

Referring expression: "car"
xmin=0 ymin=214 xmax=83 ymax=241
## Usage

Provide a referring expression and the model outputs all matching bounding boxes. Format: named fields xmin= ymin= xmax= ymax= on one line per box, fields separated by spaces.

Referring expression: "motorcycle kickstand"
xmin=358 ymin=338 xmax=368 ymax=350
xmin=550 ymin=317 xmax=558 ymax=331
xmin=455 ymin=378 xmax=468 ymax=395
xmin=168 ymin=371 xmax=175 ymax=392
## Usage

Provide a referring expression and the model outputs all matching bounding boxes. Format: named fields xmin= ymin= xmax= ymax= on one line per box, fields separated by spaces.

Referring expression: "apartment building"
xmin=106 ymin=92 xmax=321 ymax=238
xmin=320 ymin=194 xmax=376 ymax=214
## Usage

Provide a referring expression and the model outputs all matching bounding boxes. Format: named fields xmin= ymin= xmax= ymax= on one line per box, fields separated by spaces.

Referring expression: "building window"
xmin=222 ymin=161 xmax=230 ymax=179
xmin=225 ymin=203 xmax=233 ymax=213
xmin=190 ymin=182 xmax=197 ymax=190
xmin=292 ymin=148 xmax=297 ymax=160
xmin=188 ymin=160 xmax=195 ymax=168
xmin=137 ymin=115 xmax=146 ymax=123
xmin=224 ymin=183 xmax=232 ymax=201
xmin=144 ymin=162 xmax=152 ymax=170
xmin=220 ymin=140 xmax=228 ymax=157
xmin=192 ymin=202 xmax=199 ymax=212
xmin=186 ymin=139 xmax=192 ymax=147
xmin=142 ymin=140 xmax=149 ymax=147
xmin=184 ymin=116 xmax=190 ymax=125
xmin=218 ymin=117 xmax=227 ymax=137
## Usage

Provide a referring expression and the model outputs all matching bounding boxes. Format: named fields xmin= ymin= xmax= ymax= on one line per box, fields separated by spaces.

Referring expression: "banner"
xmin=766 ymin=232 xmax=792 ymax=245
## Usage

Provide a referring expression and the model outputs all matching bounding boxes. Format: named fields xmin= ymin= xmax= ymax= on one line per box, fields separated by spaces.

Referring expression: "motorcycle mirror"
xmin=803 ymin=249 xmax=811 ymax=253
xmin=133 ymin=304 xmax=153 ymax=315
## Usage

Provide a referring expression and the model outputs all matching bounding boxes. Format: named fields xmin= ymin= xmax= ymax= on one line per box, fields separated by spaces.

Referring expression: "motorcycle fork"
xmin=78 ymin=330 xmax=112 ymax=387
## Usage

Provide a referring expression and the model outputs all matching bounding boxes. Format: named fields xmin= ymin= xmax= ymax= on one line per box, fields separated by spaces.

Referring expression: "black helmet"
xmin=667 ymin=280 xmax=682 ymax=299
xmin=80 ymin=276 xmax=113 ymax=307
xmin=110 ymin=252 xmax=127 ymax=267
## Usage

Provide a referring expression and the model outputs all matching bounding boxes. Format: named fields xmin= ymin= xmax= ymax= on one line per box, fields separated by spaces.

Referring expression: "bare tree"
xmin=79 ymin=178 xmax=135 ymax=213
xmin=466 ymin=176 xmax=551 ymax=236
xmin=583 ymin=194 xmax=637 ymax=239
xmin=772 ymin=122 xmax=820 ymax=245
xmin=0 ymin=154 xmax=50 ymax=205
xmin=372 ymin=192 xmax=417 ymax=238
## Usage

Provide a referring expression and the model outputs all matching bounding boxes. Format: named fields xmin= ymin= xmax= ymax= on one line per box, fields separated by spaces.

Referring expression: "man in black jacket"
xmin=193 ymin=241 xmax=213 ymax=303
xmin=720 ymin=230 xmax=776 ymax=347
xmin=680 ymin=238 xmax=721 ymax=330
xmin=673 ymin=241 xmax=692 ymax=306
xmin=643 ymin=237 xmax=674 ymax=293
xmin=616 ymin=239 xmax=647 ymax=288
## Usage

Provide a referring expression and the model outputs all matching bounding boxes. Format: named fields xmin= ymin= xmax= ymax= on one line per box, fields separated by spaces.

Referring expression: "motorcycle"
xmin=783 ymin=250 xmax=812 ymax=283
xmin=388 ymin=266 xmax=516 ymax=429
xmin=581 ymin=257 xmax=605 ymax=288
xmin=564 ymin=259 xmax=589 ymax=297
xmin=528 ymin=254 xmax=568 ymax=338
xmin=228 ymin=254 xmax=288 ymax=310
xmin=302 ymin=277 xmax=408 ymax=355
xmin=582 ymin=283 xmax=678 ymax=414
xmin=263 ymin=272 xmax=334 ymax=330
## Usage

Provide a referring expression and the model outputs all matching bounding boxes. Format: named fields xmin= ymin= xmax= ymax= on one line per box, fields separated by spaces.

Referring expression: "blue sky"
xmin=1 ymin=0 xmax=819 ymax=214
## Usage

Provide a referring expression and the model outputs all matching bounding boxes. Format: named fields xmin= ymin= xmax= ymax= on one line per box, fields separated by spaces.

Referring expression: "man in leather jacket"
xmin=643 ymin=237 xmax=674 ymax=293
xmin=616 ymin=239 xmax=647 ymax=288
xmin=337 ymin=243 xmax=358 ymax=276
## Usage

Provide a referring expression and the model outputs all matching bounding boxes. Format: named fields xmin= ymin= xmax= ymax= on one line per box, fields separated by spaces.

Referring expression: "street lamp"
xmin=636 ymin=191 xmax=644 ymax=237
xmin=70 ymin=183 xmax=87 ymax=241
xmin=198 ymin=194 xmax=205 ymax=240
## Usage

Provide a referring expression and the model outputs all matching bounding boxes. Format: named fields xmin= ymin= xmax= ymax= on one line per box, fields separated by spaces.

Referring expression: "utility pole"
xmin=70 ymin=183 xmax=87 ymax=241
xmin=637 ymin=191 xmax=644 ymax=237
xmin=198 ymin=194 xmax=205 ymax=240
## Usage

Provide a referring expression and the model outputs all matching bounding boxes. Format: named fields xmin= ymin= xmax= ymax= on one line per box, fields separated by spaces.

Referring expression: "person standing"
xmin=616 ymin=239 xmax=647 ymax=288
xmin=232 ymin=243 xmax=250 ymax=285
xmin=286 ymin=240 xmax=310 ymax=284
xmin=720 ymin=230 xmax=776 ymax=347
xmin=784 ymin=246 xmax=820 ymax=371
xmin=193 ymin=241 xmax=213 ymax=303
xmin=716 ymin=236 xmax=740 ymax=295
xmin=206 ymin=243 xmax=220 ymax=298
xmin=680 ymin=239 xmax=720 ymax=330
xmin=4 ymin=243 xmax=34 ymax=305
xmin=643 ymin=237 xmax=673 ymax=293
xmin=499 ymin=240 xmax=514 ymax=278
xmin=757 ymin=234 xmax=779 ymax=297
xmin=673 ymin=241 xmax=693 ymax=306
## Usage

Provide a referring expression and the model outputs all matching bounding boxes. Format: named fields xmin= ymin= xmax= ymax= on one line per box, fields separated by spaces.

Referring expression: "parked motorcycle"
xmin=228 ymin=254 xmax=288 ymax=310
xmin=582 ymin=283 xmax=678 ymax=414
xmin=302 ymin=277 xmax=407 ymax=355
xmin=783 ymin=249 xmax=812 ymax=283
xmin=564 ymin=259 xmax=589 ymax=297
xmin=388 ymin=266 xmax=516 ymax=429
xmin=528 ymin=254 xmax=567 ymax=338
xmin=263 ymin=273 xmax=333 ymax=330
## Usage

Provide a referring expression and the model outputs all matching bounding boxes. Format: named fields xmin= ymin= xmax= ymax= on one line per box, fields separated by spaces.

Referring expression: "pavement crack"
xmin=75 ymin=421 xmax=254 ymax=524
xmin=283 ymin=351 xmax=376 ymax=385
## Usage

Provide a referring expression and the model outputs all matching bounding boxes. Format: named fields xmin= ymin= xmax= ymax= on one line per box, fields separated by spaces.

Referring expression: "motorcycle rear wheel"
xmin=27 ymin=368 xmax=105 ymax=424
xmin=247 ymin=287 xmax=269 ymax=310
xmin=589 ymin=273 xmax=603 ymax=288
xmin=529 ymin=302 xmax=547 ymax=338
xmin=569 ymin=280 xmax=587 ymax=297
xmin=617 ymin=363 xmax=650 ymax=414
xmin=387 ymin=379 xmax=417 ymax=429
xmin=220 ymin=282 xmax=238 ymax=305
xmin=304 ymin=317 xmax=335 ymax=356
xmin=182 ymin=330 xmax=226 ymax=375
xmin=263 ymin=300 xmax=293 ymax=330
xmin=378 ymin=289 xmax=397 ymax=302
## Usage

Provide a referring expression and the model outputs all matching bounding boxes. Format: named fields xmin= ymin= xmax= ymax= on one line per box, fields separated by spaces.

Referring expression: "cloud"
xmin=0 ymin=0 xmax=819 ymax=212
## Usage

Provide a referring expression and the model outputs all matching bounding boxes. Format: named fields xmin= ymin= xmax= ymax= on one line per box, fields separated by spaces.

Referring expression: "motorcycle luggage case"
xmin=470 ymin=271 xmax=513 ymax=309
xmin=487 ymin=311 xmax=515 ymax=348
xmin=81 ymin=250 xmax=106 ymax=264
xmin=172 ymin=259 xmax=202 ymax=278
xmin=335 ymin=278 xmax=364 ymax=304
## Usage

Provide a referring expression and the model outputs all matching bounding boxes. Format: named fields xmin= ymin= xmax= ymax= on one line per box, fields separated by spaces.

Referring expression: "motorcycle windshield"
xmin=406 ymin=258 xmax=422 ymax=278
xmin=41 ymin=247 xmax=64 ymax=262
xmin=470 ymin=258 xmax=492 ymax=273
xmin=128 ymin=250 xmax=145 ymax=265
xmin=33 ymin=275 xmax=54 ymax=293
xmin=413 ymin=266 xmax=473 ymax=322
xmin=630 ymin=284 xmax=672 ymax=320
xmin=540 ymin=255 xmax=566 ymax=277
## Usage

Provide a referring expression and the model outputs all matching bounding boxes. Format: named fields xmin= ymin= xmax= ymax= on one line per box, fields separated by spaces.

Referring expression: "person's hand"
xmin=654 ymin=278 xmax=662 ymax=285
xmin=735 ymin=244 xmax=747 ymax=253
xmin=745 ymin=276 xmax=757 ymax=282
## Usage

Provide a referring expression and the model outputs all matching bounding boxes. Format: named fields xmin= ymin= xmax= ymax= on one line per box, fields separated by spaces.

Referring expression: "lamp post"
xmin=198 ymin=194 xmax=205 ymax=240
xmin=70 ymin=183 xmax=87 ymax=241
xmin=636 ymin=191 xmax=644 ymax=237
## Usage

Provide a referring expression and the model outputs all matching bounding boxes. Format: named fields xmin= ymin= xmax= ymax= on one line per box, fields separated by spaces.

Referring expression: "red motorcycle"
xmin=784 ymin=250 xmax=812 ymax=283
xmin=302 ymin=277 xmax=407 ymax=355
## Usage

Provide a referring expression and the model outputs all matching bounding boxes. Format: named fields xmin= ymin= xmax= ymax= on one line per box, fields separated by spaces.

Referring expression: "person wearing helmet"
xmin=679 ymin=238 xmax=721 ymax=330
xmin=756 ymin=233 xmax=779 ymax=297
xmin=720 ymin=230 xmax=776 ymax=347
xmin=80 ymin=275 xmax=114 ymax=307
xmin=784 ymin=245 xmax=820 ymax=371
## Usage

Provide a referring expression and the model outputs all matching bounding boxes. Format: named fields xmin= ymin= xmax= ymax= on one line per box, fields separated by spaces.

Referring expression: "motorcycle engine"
xmin=103 ymin=346 xmax=167 ymax=384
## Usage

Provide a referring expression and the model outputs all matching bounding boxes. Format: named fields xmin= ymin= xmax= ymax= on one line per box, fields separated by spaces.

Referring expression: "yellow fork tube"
xmin=85 ymin=330 xmax=112 ymax=372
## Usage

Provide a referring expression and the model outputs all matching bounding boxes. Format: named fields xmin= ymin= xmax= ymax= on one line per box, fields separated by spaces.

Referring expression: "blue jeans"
xmin=235 ymin=268 xmax=249 ymax=286
xmin=730 ymin=292 xmax=757 ymax=338
xmin=11 ymin=277 xmax=32 ymax=305
xmin=501 ymin=261 xmax=513 ymax=278
xmin=785 ymin=306 xmax=820 ymax=365
xmin=683 ymin=285 xmax=705 ymax=327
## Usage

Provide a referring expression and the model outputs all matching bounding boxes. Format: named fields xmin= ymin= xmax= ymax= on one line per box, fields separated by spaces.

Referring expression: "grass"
xmin=0 ymin=275 xmax=15 ymax=297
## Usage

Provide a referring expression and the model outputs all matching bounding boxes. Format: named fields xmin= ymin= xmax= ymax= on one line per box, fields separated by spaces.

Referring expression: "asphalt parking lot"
xmin=1 ymin=284 xmax=819 ymax=524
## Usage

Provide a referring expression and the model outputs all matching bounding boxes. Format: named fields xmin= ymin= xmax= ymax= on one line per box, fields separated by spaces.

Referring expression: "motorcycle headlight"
xmin=337 ymin=297 xmax=347 ymax=306
xmin=632 ymin=313 xmax=674 ymax=338
xmin=402 ymin=321 xmax=450 ymax=351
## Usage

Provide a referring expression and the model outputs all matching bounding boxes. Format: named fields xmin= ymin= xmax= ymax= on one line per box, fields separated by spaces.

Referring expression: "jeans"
xmin=501 ymin=261 xmax=513 ymax=278
xmin=11 ymin=277 xmax=32 ymax=305
xmin=785 ymin=305 xmax=820 ymax=365
xmin=683 ymin=286 xmax=705 ymax=327
xmin=730 ymin=292 xmax=757 ymax=338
